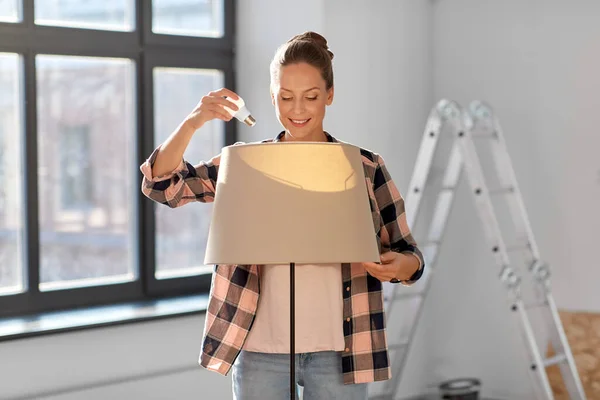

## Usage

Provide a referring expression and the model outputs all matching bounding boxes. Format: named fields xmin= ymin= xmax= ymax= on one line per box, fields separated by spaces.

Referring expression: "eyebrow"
xmin=280 ymin=87 xmax=321 ymax=92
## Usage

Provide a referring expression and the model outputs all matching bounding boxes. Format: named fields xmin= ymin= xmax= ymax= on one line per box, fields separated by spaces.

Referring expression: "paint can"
xmin=439 ymin=378 xmax=481 ymax=400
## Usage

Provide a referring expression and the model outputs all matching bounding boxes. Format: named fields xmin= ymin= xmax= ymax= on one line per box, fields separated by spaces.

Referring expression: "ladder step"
xmin=491 ymin=242 xmax=530 ymax=254
xmin=441 ymin=186 xmax=457 ymax=191
xmin=524 ymin=301 xmax=548 ymax=310
xmin=488 ymin=186 xmax=515 ymax=195
xmin=389 ymin=342 xmax=409 ymax=352
xmin=506 ymin=242 xmax=531 ymax=252
xmin=471 ymin=131 xmax=497 ymax=138
xmin=543 ymin=354 xmax=567 ymax=367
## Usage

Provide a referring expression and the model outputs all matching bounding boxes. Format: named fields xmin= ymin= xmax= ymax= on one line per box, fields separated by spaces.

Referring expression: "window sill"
xmin=0 ymin=294 xmax=209 ymax=342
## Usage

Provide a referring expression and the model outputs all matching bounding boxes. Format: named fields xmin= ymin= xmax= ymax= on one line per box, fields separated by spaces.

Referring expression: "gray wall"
xmin=432 ymin=0 xmax=600 ymax=313
xmin=2 ymin=0 xmax=599 ymax=399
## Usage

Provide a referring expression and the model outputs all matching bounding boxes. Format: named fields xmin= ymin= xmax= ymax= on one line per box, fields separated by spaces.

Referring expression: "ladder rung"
xmin=441 ymin=186 xmax=457 ymax=191
xmin=543 ymin=354 xmax=567 ymax=367
xmin=506 ymin=243 xmax=530 ymax=252
xmin=524 ymin=301 xmax=548 ymax=310
xmin=471 ymin=130 xmax=497 ymax=138
xmin=488 ymin=186 xmax=515 ymax=195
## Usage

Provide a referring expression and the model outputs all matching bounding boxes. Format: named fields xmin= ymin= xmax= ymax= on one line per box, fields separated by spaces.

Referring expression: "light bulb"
xmin=224 ymin=96 xmax=256 ymax=127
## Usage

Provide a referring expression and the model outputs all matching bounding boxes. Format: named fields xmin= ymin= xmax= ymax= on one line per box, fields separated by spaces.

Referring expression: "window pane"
xmin=152 ymin=0 xmax=224 ymax=38
xmin=0 ymin=53 xmax=24 ymax=296
xmin=36 ymin=55 xmax=136 ymax=291
xmin=153 ymin=67 xmax=224 ymax=279
xmin=0 ymin=0 xmax=21 ymax=22
xmin=35 ymin=0 xmax=135 ymax=31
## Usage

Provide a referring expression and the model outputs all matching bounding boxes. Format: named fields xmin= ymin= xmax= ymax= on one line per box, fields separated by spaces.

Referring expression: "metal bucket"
xmin=439 ymin=378 xmax=481 ymax=400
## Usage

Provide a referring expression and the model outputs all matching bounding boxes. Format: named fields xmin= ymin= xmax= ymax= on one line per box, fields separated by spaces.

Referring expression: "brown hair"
xmin=270 ymin=31 xmax=335 ymax=90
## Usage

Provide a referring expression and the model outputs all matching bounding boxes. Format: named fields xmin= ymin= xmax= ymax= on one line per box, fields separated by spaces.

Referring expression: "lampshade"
xmin=204 ymin=141 xmax=380 ymax=265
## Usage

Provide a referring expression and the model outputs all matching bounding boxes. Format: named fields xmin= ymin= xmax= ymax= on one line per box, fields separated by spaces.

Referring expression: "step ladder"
xmin=373 ymin=99 xmax=585 ymax=400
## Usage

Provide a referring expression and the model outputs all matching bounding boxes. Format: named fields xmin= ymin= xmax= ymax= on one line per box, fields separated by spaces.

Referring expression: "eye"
xmin=281 ymin=97 xmax=292 ymax=101
xmin=306 ymin=96 xmax=318 ymax=101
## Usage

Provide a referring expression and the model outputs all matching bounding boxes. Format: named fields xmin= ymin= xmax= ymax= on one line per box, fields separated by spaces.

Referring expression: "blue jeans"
xmin=232 ymin=350 xmax=368 ymax=400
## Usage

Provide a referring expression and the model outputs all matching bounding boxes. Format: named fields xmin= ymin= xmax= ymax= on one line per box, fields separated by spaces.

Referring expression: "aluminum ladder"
xmin=372 ymin=99 xmax=585 ymax=400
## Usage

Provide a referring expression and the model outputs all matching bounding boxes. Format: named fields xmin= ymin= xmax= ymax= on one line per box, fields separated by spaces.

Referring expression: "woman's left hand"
xmin=361 ymin=251 xmax=420 ymax=283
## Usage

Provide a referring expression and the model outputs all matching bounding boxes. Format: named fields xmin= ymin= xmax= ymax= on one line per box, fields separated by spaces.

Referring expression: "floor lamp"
xmin=204 ymin=141 xmax=380 ymax=399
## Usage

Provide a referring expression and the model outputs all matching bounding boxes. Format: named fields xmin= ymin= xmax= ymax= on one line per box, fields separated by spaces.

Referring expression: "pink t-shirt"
xmin=243 ymin=263 xmax=345 ymax=354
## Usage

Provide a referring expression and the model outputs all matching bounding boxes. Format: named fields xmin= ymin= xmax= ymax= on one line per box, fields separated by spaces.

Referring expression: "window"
xmin=59 ymin=125 xmax=93 ymax=211
xmin=153 ymin=67 xmax=224 ymax=279
xmin=152 ymin=0 xmax=224 ymax=38
xmin=0 ymin=53 xmax=24 ymax=296
xmin=36 ymin=55 xmax=136 ymax=292
xmin=0 ymin=0 xmax=21 ymax=23
xmin=0 ymin=1 xmax=236 ymax=320
xmin=34 ymin=0 xmax=135 ymax=31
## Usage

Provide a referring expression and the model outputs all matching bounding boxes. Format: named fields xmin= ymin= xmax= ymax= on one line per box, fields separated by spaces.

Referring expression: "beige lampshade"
xmin=204 ymin=141 xmax=380 ymax=265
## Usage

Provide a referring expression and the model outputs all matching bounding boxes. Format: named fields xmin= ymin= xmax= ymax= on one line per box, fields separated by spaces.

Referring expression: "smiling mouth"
xmin=289 ymin=118 xmax=311 ymax=126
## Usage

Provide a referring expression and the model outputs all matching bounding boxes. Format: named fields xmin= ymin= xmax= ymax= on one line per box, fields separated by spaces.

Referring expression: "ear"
xmin=270 ymin=87 xmax=275 ymax=106
xmin=326 ymin=86 xmax=334 ymax=106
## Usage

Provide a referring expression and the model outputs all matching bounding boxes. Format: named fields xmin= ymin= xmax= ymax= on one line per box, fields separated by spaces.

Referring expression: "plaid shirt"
xmin=140 ymin=132 xmax=425 ymax=385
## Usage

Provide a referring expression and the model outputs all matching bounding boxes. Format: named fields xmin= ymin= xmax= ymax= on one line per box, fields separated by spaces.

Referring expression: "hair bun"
xmin=289 ymin=31 xmax=334 ymax=60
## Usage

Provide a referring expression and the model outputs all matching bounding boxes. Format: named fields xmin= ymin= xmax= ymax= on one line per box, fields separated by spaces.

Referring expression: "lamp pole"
xmin=290 ymin=262 xmax=295 ymax=399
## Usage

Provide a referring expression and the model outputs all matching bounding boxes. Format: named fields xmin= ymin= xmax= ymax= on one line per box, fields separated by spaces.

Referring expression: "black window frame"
xmin=0 ymin=0 xmax=236 ymax=319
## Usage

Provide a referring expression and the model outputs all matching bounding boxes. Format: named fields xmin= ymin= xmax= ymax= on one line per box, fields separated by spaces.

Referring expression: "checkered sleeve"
xmin=373 ymin=154 xmax=425 ymax=285
xmin=139 ymin=144 xmax=221 ymax=208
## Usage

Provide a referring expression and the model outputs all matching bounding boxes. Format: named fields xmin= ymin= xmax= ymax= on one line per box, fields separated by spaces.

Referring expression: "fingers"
xmin=212 ymin=112 xmax=232 ymax=122
xmin=210 ymin=88 xmax=240 ymax=101
xmin=361 ymin=261 xmax=396 ymax=282
xmin=380 ymin=252 xmax=397 ymax=263
xmin=187 ymin=88 xmax=241 ymax=128
xmin=199 ymin=103 xmax=233 ymax=122
xmin=202 ymin=95 xmax=239 ymax=112
xmin=362 ymin=262 xmax=384 ymax=279
xmin=364 ymin=268 xmax=386 ymax=281
xmin=362 ymin=262 xmax=382 ymax=271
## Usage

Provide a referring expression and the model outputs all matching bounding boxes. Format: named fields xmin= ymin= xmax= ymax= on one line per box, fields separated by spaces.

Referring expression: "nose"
xmin=292 ymin=98 xmax=305 ymax=114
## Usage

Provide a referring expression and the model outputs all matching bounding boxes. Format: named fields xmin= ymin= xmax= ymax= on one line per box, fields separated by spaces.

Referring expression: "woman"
xmin=140 ymin=31 xmax=424 ymax=400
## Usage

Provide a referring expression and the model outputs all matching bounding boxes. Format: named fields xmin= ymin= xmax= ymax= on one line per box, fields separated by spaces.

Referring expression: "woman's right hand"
xmin=184 ymin=88 xmax=241 ymax=131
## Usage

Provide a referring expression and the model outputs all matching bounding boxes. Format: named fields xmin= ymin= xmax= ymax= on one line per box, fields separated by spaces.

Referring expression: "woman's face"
xmin=271 ymin=62 xmax=334 ymax=141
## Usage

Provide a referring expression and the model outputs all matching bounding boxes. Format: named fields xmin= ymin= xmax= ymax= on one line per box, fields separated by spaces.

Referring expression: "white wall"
xmin=234 ymin=0 xmax=324 ymax=144
xmin=321 ymin=0 xmax=433 ymax=190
